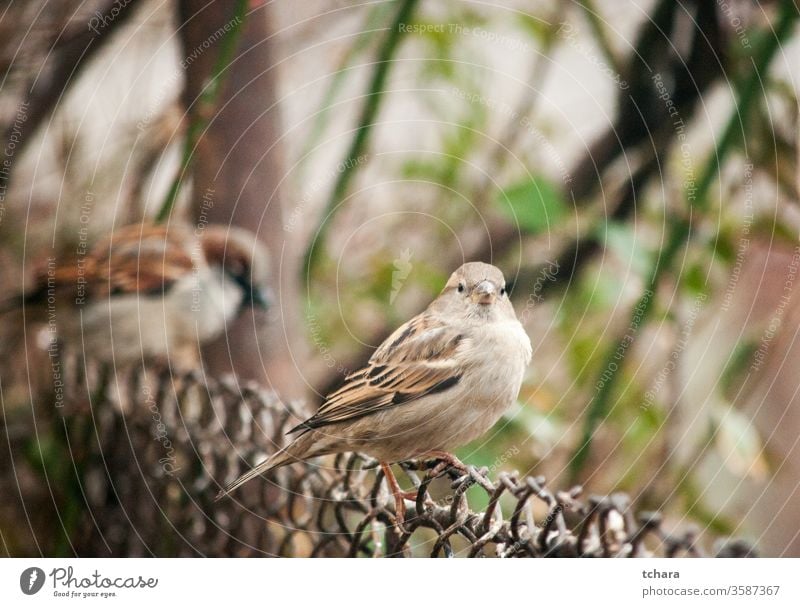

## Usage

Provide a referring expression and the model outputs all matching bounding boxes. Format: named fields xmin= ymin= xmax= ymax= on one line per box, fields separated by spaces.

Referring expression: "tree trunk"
xmin=177 ymin=0 xmax=307 ymax=397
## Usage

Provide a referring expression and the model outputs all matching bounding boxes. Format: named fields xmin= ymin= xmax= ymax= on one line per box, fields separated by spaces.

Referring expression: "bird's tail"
xmin=215 ymin=432 xmax=317 ymax=500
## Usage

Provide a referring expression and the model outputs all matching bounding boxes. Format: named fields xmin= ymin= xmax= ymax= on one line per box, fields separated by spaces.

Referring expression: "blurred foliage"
xmin=496 ymin=176 xmax=566 ymax=235
xmin=2 ymin=0 xmax=800 ymax=555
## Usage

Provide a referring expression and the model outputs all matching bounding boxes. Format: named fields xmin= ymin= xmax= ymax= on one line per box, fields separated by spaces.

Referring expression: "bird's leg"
xmin=423 ymin=450 xmax=468 ymax=475
xmin=380 ymin=462 xmax=410 ymax=531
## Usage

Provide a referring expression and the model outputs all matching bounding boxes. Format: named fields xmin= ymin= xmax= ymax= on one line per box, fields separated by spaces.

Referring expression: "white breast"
xmin=447 ymin=319 xmax=531 ymax=444
xmin=393 ymin=318 xmax=531 ymax=456
xmin=74 ymin=268 xmax=240 ymax=364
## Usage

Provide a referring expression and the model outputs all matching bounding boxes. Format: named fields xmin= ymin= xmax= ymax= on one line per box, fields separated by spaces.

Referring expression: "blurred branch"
xmin=577 ymin=0 xmax=625 ymax=77
xmin=516 ymin=149 xmax=662 ymax=298
xmin=447 ymin=4 xmax=574 ymax=275
xmin=477 ymin=6 xmax=567 ymax=196
xmin=175 ymin=0 xmax=306 ymax=394
xmin=468 ymin=0 xmax=724 ymax=294
xmin=571 ymin=0 xmax=680 ymax=204
xmin=1 ymin=0 xmax=140 ymax=183
xmin=297 ymin=2 xmax=394 ymax=182
xmin=155 ymin=0 xmax=248 ymax=223
xmin=797 ymin=99 xmax=800 ymax=201
xmin=303 ymin=0 xmax=419 ymax=279
xmin=313 ymin=5 xmax=567 ymax=399
xmin=569 ymin=0 xmax=800 ymax=481
xmin=694 ymin=1 xmax=798 ymax=207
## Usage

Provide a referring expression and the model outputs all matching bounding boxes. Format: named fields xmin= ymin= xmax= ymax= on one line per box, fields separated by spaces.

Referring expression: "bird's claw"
xmin=392 ymin=495 xmax=410 ymax=534
xmin=423 ymin=450 xmax=467 ymax=475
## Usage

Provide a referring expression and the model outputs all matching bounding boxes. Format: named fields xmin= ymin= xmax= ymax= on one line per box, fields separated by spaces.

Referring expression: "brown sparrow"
xmin=8 ymin=222 xmax=271 ymax=367
xmin=218 ymin=262 xmax=531 ymax=526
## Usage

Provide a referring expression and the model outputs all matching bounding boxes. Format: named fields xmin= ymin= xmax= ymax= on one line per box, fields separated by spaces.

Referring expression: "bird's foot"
xmin=380 ymin=462 xmax=412 ymax=534
xmin=398 ymin=489 xmax=421 ymax=501
xmin=393 ymin=495 xmax=409 ymax=534
xmin=424 ymin=450 xmax=468 ymax=477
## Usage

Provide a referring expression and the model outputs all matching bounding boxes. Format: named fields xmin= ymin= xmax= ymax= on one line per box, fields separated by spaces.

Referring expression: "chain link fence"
xmin=5 ymin=358 xmax=756 ymax=557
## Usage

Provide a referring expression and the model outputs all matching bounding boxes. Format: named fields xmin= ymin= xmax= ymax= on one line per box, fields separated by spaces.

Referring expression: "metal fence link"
xmin=37 ymin=361 xmax=756 ymax=558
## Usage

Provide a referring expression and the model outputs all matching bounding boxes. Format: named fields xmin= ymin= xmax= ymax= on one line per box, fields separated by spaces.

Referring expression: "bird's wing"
xmin=290 ymin=312 xmax=466 ymax=433
xmin=90 ymin=223 xmax=198 ymax=298
xmin=27 ymin=223 xmax=199 ymax=304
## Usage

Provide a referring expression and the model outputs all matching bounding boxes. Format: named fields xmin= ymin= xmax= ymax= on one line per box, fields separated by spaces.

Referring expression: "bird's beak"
xmin=471 ymin=280 xmax=496 ymax=305
xmin=250 ymin=285 xmax=273 ymax=310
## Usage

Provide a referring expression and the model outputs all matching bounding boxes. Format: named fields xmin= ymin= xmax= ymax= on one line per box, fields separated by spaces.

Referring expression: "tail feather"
xmin=215 ymin=433 xmax=319 ymax=500
xmin=215 ymin=450 xmax=289 ymax=501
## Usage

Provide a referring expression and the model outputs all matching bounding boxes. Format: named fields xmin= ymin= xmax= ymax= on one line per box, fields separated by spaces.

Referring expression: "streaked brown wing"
xmin=90 ymin=223 xmax=198 ymax=298
xmin=291 ymin=313 xmax=466 ymax=433
xmin=28 ymin=223 xmax=199 ymax=304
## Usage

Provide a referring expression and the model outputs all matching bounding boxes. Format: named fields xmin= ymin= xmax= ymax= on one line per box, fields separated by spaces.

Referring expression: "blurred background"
xmin=1 ymin=0 xmax=799 ymax=556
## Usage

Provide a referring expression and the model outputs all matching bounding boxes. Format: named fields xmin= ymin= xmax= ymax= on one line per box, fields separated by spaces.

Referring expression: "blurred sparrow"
xmin=7 ymin=222 xmax=271 ymax=367
xmin=219 ymin=262 xmax=531 ymax=526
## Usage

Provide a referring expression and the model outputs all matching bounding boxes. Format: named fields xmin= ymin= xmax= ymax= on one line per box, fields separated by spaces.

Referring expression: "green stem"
xmin=302 ymin=0 xmax=419 ymax=278
xmin=297 ymin=2 xmax=393 ymax=182
xmin=694 ymin=0 xmax=799 ymax=208
xmin=155 ymin=0 xmax=249 ymax=223
xmin=570 ymin=218 xmax=690 ymax=477
xmin=569 ymin=1 xmax=798 ymax=481
xmin=577 ymin=0 xmax=625 ymax=77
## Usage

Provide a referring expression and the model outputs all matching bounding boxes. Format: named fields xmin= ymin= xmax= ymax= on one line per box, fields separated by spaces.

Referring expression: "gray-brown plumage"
xmin=219 ymin=262 xmax=532 ymax=525
xmin=3 ymin=222 xmax=271 ymax=367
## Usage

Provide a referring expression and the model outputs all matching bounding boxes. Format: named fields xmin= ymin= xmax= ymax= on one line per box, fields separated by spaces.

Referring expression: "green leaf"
xmin=711 ymin=400 xmax=769 ymax=480
xmin=496 ymin=176 xmax=566 ymax=234
xmin=681 ymin=262 xmax=709 ymax=297
xmin=515 ymin=13 xmax=552 ymax=43
xmin=720 ymin=339 xmax=758 ymax=401
xmin=599 ymin=221 xmax=652 ymax=276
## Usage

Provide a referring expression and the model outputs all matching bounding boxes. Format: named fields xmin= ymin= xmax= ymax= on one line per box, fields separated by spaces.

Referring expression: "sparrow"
xmin=5 ymin=221 xmax=271 ymax=367
xmin=218 ymin=262 xmax=532 ymax=527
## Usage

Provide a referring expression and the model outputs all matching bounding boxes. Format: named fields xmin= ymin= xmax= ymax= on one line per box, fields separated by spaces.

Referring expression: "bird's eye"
xmin=457 ymin=282 xmax=465 ymax=294
xmin=500 ymin=287 xmax=507 ymax=296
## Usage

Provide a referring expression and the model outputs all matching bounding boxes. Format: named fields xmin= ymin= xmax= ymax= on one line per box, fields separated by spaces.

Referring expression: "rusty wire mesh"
xmin=6 ymin=357 xmax=756 ymax=557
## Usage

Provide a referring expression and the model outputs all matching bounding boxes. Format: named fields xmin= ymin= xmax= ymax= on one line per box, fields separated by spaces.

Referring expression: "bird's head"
xmin=436 ymin=261 xmax=515 ymax=321
xmin=201 ymin=226 xmax=272 ymax=313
